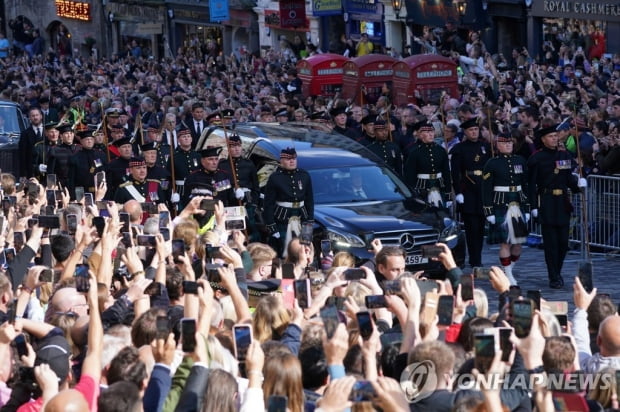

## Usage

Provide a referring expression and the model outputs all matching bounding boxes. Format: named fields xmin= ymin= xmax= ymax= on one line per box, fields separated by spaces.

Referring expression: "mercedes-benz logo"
xmin=399 ymin=233 xmax=415 ymax=251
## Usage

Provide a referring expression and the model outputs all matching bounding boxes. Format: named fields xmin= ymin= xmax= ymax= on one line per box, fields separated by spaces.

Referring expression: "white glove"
xmin=525 ymin=213 xmax=530 ymax=223
xmin=578 ymin=177 xmax=587 ymax=188
xmin=170 ymin=192 xmax=180 ymax=203
xmin=272 ymin=232 xmax=281 ymax=239
xmin=287 ymin=84 xmax=296 ymax=92
xmin=531 ymin=209 xmax=538 ymax=218
xmin=39 ymin=164 xmax=47 ymax=173
xmin=486 ymin=215 xmax=496 ymax=225
xmin=455 ymin=193 xmax=465 ymax=204
xmin=446 ymin=201 xmax=453 ymax=208
xmin=234 ymin=188 xmax=245 ymax=199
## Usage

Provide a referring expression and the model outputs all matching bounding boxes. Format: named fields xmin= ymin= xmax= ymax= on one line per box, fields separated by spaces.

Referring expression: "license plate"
xmin=406 ymin=255 xmax=428 ymax=265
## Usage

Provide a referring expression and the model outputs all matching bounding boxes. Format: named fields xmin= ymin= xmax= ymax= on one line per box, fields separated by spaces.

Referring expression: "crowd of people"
xmin=0 ymin=17 xmax=617 ymax=412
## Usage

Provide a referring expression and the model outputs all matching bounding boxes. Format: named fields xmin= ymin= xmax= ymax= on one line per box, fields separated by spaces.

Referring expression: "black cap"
xmin=275 ymin=108 xmax=288 ymax=117
xmin=112 ymin=137 xmax=133 ymax=147
xmin=78 ymin=130 xmax=96 ymax=140
xmin=140 ymin=142 xmax=159 ymax=152
xmin=330 ymin=106 xmax=347 ymax=117
xmin=534 ymin=125 xmax=558 ymax=140
xmin=206 ymin=112 xmax=222 ymax=124
xmin=360 ymin=115 xmax=375 ymax=125
xmin=309 ymin=111 xmax=329 ymax=121
xmin=496 ymin=132 xmax=513 ymax=142
xmin=200 ymin=146 xmax=223 ymax=158
xmin=373 ymin=119 xmax=386 ymax=129
xmin=57 ymin=123 xmax=73 ymax=134
xmin=280 ymin=147 xmax=297 ymax=159
xmin=35 ymin=335 xmax=71 ymax=385
xmin=44 ymin=121 xmax=59 ymax=130
xmin=178 ymin=126 xmax=191 ymax=137
xmin=221 ymin=109 xmax=235 ymax=117
xmin=128 ymin=157 xmax=147 ymax=167
xmin=460 ymin=117 xmax=479 ymax=130
xmin=228 ymin=133 xmax=242 ymax=146
xmin=106 ymin=110 xmax=120 ymax=118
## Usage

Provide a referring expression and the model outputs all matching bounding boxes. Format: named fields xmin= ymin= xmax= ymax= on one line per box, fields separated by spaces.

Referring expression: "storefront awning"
xmin=120 ymin=22 xmax=163 ymax=39
xmin=404 ymin=0 xmax=459 ymax=27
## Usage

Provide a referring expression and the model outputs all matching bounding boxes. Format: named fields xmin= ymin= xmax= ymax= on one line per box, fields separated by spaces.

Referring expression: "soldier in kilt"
xmin=482 ymin=132 xmax=529 ymax=285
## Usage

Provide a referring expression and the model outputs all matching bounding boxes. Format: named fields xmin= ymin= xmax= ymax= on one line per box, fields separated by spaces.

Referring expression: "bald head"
xmin=46 ymin=287 xmax=88 ymax=322
xmin=123 ymin=200 xmax=143 ymax=224
xmin=597 ymin=315 xmax=620 ymax=356
xmin=44 ymin=389 xmax=88 ymax=412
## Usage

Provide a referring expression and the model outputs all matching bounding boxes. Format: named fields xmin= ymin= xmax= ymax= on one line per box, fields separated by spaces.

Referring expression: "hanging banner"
xmin=210 ymin=0 xmax=230 ymax=22
xmin=280 ymin=0 xmax=306 ymax=28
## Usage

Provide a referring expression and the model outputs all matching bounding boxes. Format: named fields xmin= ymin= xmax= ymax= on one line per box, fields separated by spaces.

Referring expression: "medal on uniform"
xmin=94 ymin=159 xmax=102 ymax=168
xmin=475 ymin=155 xmax=480 ymax=162
xmin=554 ymin=168 xmax=559 ymax=174
xmin=89 ymin=166 xmax=95 ymax=173
xmin=298 ymin=179 xmax=303 ymax=190
xmin=481 ymin=147 xmax=486 ymax=154
xmin=150 ymin=191 xmax=159 ymax=201
xmin=165 ymin=155 xmax=169 ymax=163
xmin=161 ymin=180 xmax=169 ymax=190
xmin=391 ymin=150 xmax=395 ymax=158
xmin=514 ymin=164 xmax=523 ymax=173
xmin=193 ymin=159 xmax=198 ymax=167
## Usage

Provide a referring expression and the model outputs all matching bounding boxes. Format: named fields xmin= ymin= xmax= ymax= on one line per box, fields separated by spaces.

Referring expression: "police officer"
xmin=366 ymin=119 xmax=403 ymax=176
xmin=141 ymin=142 xmax=172 ymax=201
xmin=33 ymin=122 xmax=59 ymax=183
xmin=114 ymin=157 xmax=166 ymax=204
xmin=48 ymin=123 xmax=81 ymax=188
xmin=263 ymin=147 xmax=314 ymax=257
xmin=527 ymin=124 xmax=587 ymax=289
xmin=403 ymin=121 xmax=452 ymax=208
xmin=482 ymin=132 xmax=529 ymax=285
xmin=182 ymin=146 xmax=236 ymax=208
xmin=168 ymin=127 xmax=201 ymax=204
xmin=104 ymin=137 xmax=134 ymax=200
xmin=218 ymin=133 xmax=260 ymax=240
xmin=450 ymin=117 xmax=491 ymax=267
xmin=68 ymin=129 xmax=107 ymax=198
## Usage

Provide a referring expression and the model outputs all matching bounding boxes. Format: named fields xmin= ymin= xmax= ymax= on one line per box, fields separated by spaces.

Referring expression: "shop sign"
xmin=107 ymin=3 xmax=164 ymax=22
xmin=56 ymin=0 xmax=91 ymax=21
xmin=313 ymin=0 xmax=342 ymax=16
xmin=364 ymin=69 xmax=393 ymax=76
xmin=344 ymin=0 xmax=377 ymax=14
xmin=210 ymin=0 xmax=230 ymax=21
xmin=280 ymin=0 xmax=306 ymax=28
xmin=416 ymin=70 xmax=453 ymax=78
xmin=533 ymin=1 xmax=620 ymax=20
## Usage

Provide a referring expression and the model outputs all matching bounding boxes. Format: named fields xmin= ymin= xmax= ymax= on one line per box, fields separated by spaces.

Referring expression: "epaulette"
xmin=146 ymin=179 xmax=159 ymax=182
xmin=119 ymin=181 xmax=131 ymax=187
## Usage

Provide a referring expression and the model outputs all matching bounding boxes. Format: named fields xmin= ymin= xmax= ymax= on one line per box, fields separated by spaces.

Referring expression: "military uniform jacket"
xmin=182 ymin=168 xmax=236 ymax=207
xmin=333 ymin=125 xmax=362 ymax=141
xmin=32 ymin=141 xmax=56 ymax=180
xmin=104 ymin=157 xmax=131 ymax=199
xmin=527 ymin=147 xmax=580 ymax=225
xmin=482 ymin=154 xmax=529 ymax=217
xmin=450 ymin=139 xmax=491 ymax=214
xmin=218 ymin=157 xmax=259 ymax=202
xmin=147 ymin=165 xmax=172 ymax=192
xmin=68 ymin=148 xmax=108 ymax=195
xmin=168 ymin=148 xmax=202 ymax=185
xmin=114 ymin=179 xmax=165 ymax=204
xmin=263 ymin=167 xmax=314 ymax=226
xmin=404 ymin=142 xmax=452 ymax=197
xmin=366 ymin=140 xmax=403 ymax=176
xmin=155 ymin=143 xmax=172 ymax=170
xmin=48 ymin=143 xmax=80 ymax=186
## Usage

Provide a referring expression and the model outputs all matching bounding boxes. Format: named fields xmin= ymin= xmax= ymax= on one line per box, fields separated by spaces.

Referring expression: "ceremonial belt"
xmin=493 ymin=185 xmax=522 ymax=192
xmin=125 ymin=185 xmax=146 ymax=203
xmin=466 ymin=170 xmax=483 ymax=176
xmin=276 ymin=201 xmax=305 ymax=208
xmin=175 ymin=180 xmax=185 ymax=186
xmin=543 ymin=188 xmax=564 ymax=196
xmin=418 ymin=173 xmax=442 ymax=179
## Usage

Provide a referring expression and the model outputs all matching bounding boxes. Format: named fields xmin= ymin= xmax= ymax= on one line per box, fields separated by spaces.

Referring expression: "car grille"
xmin=374 ymin=229 xmax=439 ymax=253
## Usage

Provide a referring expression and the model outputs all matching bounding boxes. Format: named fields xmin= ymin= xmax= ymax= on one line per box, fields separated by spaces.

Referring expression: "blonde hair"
xmin=252 ymin=295 xmax=290 ymax=343
xmin=473 ymin=288 xmax=488 ymax=318
xmin=344 ymin=281 xmax=372 ymax=308
xmin=332 ymin=252 xmax=355 ymax=268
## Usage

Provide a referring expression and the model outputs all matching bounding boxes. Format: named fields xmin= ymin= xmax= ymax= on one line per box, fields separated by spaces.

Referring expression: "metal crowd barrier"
xmin=526 ymin=174 xmax=620 ymax=255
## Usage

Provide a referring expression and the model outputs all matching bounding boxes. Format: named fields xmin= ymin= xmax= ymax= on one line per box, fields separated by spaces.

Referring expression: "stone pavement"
xmin=471 ymin=242 xmax=620 ymax=314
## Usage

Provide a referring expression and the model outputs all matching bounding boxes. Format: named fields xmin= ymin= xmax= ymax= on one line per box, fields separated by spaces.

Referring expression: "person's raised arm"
xmin=218 ymin=263 xmax=251 ymax=323
xmin=81 ymin=270 xmax=103 ymax=382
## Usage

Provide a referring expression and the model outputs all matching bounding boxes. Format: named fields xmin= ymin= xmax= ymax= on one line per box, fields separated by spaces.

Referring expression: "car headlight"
xmin=440 ymin=218 xmax=459 ymax=246
xmin=326 ymin=229 xmax=366 ymax=248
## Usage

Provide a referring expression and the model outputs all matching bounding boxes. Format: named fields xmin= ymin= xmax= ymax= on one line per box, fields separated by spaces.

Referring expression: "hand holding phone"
xmin=181 ymin=318 xmax=197 ymax=353
xmin=233 ymin=324 xmax=253 ymax=361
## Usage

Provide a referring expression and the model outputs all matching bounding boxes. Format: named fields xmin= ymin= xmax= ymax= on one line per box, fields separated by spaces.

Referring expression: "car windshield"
xmin=308 ymin=165 xmax=412 ymax=204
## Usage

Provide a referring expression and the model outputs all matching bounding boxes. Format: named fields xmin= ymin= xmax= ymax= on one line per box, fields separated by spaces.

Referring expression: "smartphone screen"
xmin=46 ymin=174 xmax=57 ymax=189
xmin=172 ymin=239 xmax=185 ymax=263
xmin=365 ymin=295 xmax=387 ymax=309
xmin=14 ymin=334 xmax=28 ymax=358
xmin=356 ymin=311 xmax=373 ymax=340
xmin=119 ymin=212 xmax=130 ymax=233
xmin=349 ymin=380 xmax=376 ymax=402
xmin=344 ymin=268 xmax=366 ymax=281
xmin=299 ymin=223 xmax=313 ymax=246
xmin=137 ymin=235 xmax=156 ymax=247
xmin=512 ymin=300 xmax=533 ymax=338
xmin=156 ymin=316 xmax=169 ymax=340
xmin=499 ymin=327 xmax=513 ymax=362
xmin=46 ymin=189 xmax=56 ymax=207
xmin=526 ymin=290 xmax=541 ymax=311
xmin=75 ymin=264 xmax=90 ymax=292
xmin=556 ymin=314 xmax=568 ymax=332
xmin=84 ymin=193 xmax=94 ymax=207
xmin=75 ymin=186 xmax=84 ymax=202
xmin=437 ymin=295 xmax=454 ymax=326
xmin=66 ymin=214 xmax=78 ymax=235
xmin=4 ymin=248 xmax=15 ymax=264
xmin=473 ymin=267 xmax=492 ymax=279
xmin=160 ymin=227 xmax=170 ymax=241
xmin=233 ymin=324 xmax=252 ymax=361
xmin=578 ymin=263 xmax=594 ymax=293
xmin=320 ymin=304 xmax=340 ymax=339
xmin=474 ymin=334 xmax=496 ymax=374
xmin=282 ymin=263 xmax=295 ymax=279
xmin=38 ymin=215 xmax=60 ymax=229
xmin=182 ymin=280 xmax=198 ymax=294
xmin=383 ymin=280 xmax=400 ymax=295
xmin=95 ymin=171 xmax=106 ymax=189
xmin=421 ymin=245 xmax=443 ymax=258
xmin=416 ymin=279 xmax=440 ymax=296
xmin=159 ymin=211 xmax=170 ymax=228
xmin=199 ymin=199 xmax=217 ymax=211
xmin=181 ymin=318 xmax=197 ymax=353
xmin=92 ymin=216 xmax=105 ymax=237
xmin=13 ymin=232 xmax=24 ymax=250
xmin=460 ymin=274 xmax=474 ymax=301
xmin=294 ymin=279 xmax=311 ymax=309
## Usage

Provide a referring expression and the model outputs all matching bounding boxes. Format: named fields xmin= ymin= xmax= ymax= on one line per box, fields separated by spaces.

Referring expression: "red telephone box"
xmin=297 ymin=54 xmax=349 ymax=97
xmin=342 ymin=54 xmax=397 ymax=105
xmin=392 ymin=55 xmax=459 ymax=106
